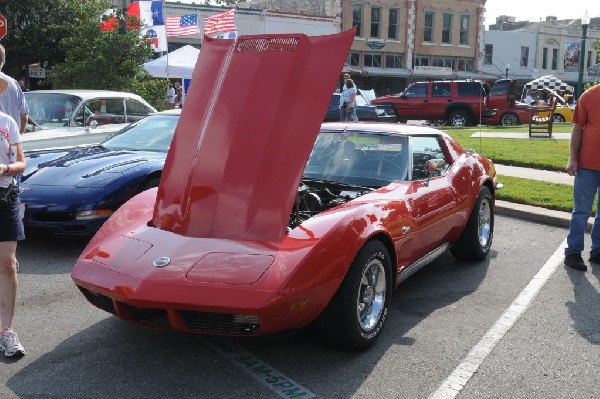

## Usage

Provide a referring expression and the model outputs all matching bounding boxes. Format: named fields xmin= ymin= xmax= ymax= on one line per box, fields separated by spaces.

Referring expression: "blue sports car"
xmin=20 ymin=109 xmax=180 ymax=235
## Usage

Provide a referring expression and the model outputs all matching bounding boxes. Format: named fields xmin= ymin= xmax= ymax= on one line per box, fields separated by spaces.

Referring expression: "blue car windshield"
xmin=103 ymin=114 xmax=178 ymax=152
xmin=304 ymin=131 xmax=409 ymax=187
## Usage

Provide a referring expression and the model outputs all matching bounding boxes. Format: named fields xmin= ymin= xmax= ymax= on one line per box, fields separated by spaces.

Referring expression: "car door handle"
xmin=423 ymin=100 xmax=429 ymax=103
xmin=447 ymin=99 xmax=453 ymax=102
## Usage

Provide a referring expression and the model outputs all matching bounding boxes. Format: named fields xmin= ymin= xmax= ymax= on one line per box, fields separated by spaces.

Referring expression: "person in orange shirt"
xmin=564 ymin=84 xmax=600 ymax=271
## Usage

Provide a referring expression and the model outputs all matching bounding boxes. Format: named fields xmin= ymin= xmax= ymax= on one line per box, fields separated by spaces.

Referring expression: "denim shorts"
xmin=0 ymin=187 xmax=25 ymax=242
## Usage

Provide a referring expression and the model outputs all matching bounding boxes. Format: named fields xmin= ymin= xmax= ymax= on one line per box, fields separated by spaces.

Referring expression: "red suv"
xmin=371 ymin=80 xmax=494 ymax=126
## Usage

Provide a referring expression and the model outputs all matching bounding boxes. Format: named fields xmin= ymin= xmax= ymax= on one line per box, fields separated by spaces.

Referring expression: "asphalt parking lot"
xmin=1 ymin=214 xmax=599 ymax=399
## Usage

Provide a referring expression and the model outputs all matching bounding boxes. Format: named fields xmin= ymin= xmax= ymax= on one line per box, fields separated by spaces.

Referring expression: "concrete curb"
xmin=495 ymin=200 xmax=593 ymax=232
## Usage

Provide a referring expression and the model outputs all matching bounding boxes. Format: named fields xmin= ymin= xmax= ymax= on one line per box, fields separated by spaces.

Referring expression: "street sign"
xmin=29 ymin=67 xmax=46 ymax=79
xmin=0 ymin=13 xmax=7 ymax=41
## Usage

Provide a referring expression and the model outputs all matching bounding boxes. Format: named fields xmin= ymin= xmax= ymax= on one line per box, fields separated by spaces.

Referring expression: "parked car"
xmin=371 ymin=80 xmax=495 ymax=126
xmin=324 ymin=92 xmax=398 ymax=122
xmin=485 ymin=79 xmax=531 ymax=126
xmin=23 ymin=90 xmax=157 ymax=151
xmin=485 ymin=80 xmax=573 ymax=126
xmin=71 ymin=30 xmax=499 ymax=351
xmin=20 ymin=109 xmax=180 ymax=235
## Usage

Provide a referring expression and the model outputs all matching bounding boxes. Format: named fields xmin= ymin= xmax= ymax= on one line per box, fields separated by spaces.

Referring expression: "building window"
xmin=385 ymin=53 xmax=405 ymax=68
xmin=353 ymin=5 xmax=363 ymax=37
xmin=520 ymin=46 xmax=529 ymax=67
xmin=459 ymin=15 xmax=470 ymax=45
xmin=370 ymin=7 xmax=381 ymax=38
xmin=364 ymin=53 xmax=382 ymax=67
xmin=442 ymin=13 xmax=452 ymax=44
xmin=552 ymin=48 xmax=558 ymax=70
xmin=484 ymin=44 xmax=493 ymax=65
xmin=424 ymin=11 xmax=434 ymax=43
xmin=457 ymin=58 xmax=475 ymax=72
xmin=416 ymin=55 xmax=430 ymax=66
xmin=433 ymin=57 xmax=453 ymax=69
xmin=388 ymin=9 xmax=399 ymax=40
xmin=588 ymin=51 xmax=593 ymax=68
xmin=349 ymin=52 xmax=361 ymax=67
xmin=542 ymin=47 xmax=548 ymax=69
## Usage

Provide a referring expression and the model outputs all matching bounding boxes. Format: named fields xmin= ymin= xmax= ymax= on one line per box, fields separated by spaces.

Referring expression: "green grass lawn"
xmin=440 ymin=124 xmax=579 ymax=212
xmin=441 ymin=124 xmax=572 ymax=171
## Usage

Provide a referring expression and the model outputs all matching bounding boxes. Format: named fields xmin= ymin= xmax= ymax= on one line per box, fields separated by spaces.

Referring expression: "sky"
xmin=484 ymin=1 xmax=598 ymax=28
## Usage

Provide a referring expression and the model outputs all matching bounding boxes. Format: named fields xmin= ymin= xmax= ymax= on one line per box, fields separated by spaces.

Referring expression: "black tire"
xmin=447 ymin=110 xmax=471 ymax=127
xmin=316 ymin=240 xmax=392 ymax=351
xmin=139 ymin=177 xmax=161 ymax=193
xmin=451 ymin=186 xmax=494 ymax=261
xmin=553 ymin=114 xmax=565 ymax=123
xmin=500 ymin=112 xmax=520 ymax=126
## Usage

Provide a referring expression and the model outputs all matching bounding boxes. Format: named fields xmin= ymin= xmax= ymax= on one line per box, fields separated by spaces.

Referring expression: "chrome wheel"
xmin=501 ymin=113 xmax=519 ymax=126
xmin=357 ymin=258 xmax=386 ymax=332
xmin=478 ymin=197 xmax=492 ymax=247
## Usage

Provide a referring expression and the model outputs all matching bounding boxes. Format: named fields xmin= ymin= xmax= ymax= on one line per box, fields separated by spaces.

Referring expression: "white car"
xmin=23 ymin=90 xmax=157 ymax=151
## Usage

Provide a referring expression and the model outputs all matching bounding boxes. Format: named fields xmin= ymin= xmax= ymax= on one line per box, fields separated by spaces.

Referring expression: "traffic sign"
xmin=0 ymin=13 xmax=7 ymax=41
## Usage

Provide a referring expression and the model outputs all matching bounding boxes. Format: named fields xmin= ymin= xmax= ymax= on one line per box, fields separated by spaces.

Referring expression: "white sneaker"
xmin=0 ymin=330 xmax=25 ymax=357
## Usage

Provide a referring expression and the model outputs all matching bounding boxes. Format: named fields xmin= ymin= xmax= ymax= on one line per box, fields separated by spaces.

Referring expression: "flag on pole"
xmin=141 ymin=25 xmax=168 ymax=52
xmin=166 ymin=14 xmax=201 ymax=38
xmin=203 ymin=9 xmax=237 ymax=37
xmin=126 ymin=1 xmax=164 ymax=27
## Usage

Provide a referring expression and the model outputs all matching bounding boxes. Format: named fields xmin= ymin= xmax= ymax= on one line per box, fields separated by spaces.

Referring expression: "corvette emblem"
xmin=152 ymin=257 xmax=171 ymax=268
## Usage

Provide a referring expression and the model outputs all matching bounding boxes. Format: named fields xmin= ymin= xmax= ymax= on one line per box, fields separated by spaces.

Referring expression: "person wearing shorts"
xmin=0 ymin=76 xmax=26 ymax=358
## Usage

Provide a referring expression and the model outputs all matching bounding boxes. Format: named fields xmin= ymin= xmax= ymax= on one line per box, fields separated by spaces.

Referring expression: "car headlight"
xmin=75 ymin=210 xmax=113 ymax=220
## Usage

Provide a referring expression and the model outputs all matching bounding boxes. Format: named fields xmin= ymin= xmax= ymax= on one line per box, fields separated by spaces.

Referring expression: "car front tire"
xmin=451 ymin=186 xmax=494 ymax=261
xmin=553 ymin=114 xmax=565 ymax=123
xmin=316 ymin=240 xmax=392 ymax=351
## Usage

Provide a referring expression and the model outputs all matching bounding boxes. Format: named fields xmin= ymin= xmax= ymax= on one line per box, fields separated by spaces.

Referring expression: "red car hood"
xmin=152 ymin=30 xmax=355 ymax=241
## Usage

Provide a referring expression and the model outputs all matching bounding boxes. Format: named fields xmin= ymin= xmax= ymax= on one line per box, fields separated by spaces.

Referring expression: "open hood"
xmin=152 ymin=29 xmax=355 ymax=240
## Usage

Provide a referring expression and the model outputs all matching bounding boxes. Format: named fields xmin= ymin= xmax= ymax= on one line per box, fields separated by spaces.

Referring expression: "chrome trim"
xmin=397 ymin=243 xmax=449 ymax=284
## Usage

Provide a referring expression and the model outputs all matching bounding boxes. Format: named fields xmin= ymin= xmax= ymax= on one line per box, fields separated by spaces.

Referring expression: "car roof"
xmin=25 ymin=90 xmax=147 ymax=101
xmin=321 ymin=122 xmax=444 ymax=136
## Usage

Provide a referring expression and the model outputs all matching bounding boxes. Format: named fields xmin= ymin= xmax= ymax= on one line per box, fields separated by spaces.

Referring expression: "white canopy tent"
xmin=143 ymin=45 xmax=200 ymax=78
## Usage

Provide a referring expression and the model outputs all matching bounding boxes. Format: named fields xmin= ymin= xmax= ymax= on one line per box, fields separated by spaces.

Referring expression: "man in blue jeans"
xmin=564 ymin=84 xmax=600 ymax=271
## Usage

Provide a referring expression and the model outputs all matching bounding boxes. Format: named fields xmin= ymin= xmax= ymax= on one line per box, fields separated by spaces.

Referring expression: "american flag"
xmin=203 ymin=9 xmax=237 ymax=36
xmin=166 ymin=14 xmax=201 ymax=38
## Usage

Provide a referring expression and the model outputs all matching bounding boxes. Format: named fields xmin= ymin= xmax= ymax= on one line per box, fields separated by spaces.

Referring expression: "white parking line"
xmin=429 ymin=238 xmax=567 ymax=399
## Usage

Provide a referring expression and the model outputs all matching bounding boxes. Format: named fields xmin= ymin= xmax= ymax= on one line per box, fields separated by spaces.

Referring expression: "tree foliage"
xmin=2 ymin=0 xmax=168 ymax=107
xmin=2 ymin=0 xmax=110 ymax=78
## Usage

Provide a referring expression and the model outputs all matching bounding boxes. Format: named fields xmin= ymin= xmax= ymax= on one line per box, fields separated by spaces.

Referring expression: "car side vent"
xmin=236 ymin=37 xmax=300 ymax=53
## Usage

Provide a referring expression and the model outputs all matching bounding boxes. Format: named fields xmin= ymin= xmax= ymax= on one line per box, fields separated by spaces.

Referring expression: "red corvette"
xmin=72 ymin=30 xmax=500 ymax=350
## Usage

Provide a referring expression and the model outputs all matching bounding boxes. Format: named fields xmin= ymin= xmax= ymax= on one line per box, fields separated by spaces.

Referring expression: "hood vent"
xmin=236 ymin=37 xmax=300 ymax=53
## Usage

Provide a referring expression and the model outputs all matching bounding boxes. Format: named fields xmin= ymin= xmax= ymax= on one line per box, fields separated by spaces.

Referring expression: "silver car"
xmin=24 ymin=90 xmax=157 ymax=151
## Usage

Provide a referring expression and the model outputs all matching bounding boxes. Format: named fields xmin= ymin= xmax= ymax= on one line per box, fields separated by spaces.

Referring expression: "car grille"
xmin=31 ymin=212 xmax=75 ymax=222
xmin=78 ymin=287 xmax=116 ymax=314
xmin=181 ymin=311 xmax=260 ymax=335
xmin=77 ymin=287 xmax=260 ymax=335
xmin=122 ymin=304 xmax=171 ymax=329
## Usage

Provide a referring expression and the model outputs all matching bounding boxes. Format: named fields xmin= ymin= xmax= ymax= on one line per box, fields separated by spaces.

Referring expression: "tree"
xmin=2 ymin=0 xmax=111 ymax=79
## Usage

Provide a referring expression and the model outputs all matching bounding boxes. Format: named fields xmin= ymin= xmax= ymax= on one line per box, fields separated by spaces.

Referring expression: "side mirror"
xmin=425 ymin=158 xmax=447 ymax=186
xmin=89 ymin=120 xmax=98 ymax=130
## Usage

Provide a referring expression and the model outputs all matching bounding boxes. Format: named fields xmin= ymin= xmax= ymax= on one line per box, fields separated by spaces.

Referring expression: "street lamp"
xmin=505 ymin=62 xmax=510 ymax=78
xmin=576 ymin=11 xmax=590 ymax=100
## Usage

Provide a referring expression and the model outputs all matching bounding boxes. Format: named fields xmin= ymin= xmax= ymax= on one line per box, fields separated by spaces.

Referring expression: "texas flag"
xmin=126 ymin=1 xmax=164 ymax=27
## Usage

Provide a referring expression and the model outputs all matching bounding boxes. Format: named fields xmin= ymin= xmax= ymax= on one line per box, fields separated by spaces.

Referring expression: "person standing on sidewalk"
xmin=564 ymin=84 xmax=600 ymax=271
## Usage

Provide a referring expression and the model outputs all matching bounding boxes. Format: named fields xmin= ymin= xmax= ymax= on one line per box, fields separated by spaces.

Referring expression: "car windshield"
xmin=304 ymin=131 xmax=409 ymax=187
xmin=102 ymin=114 xmax=179 ymax=152
xmin=25 ymin=93 xmax=82 ymax=128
